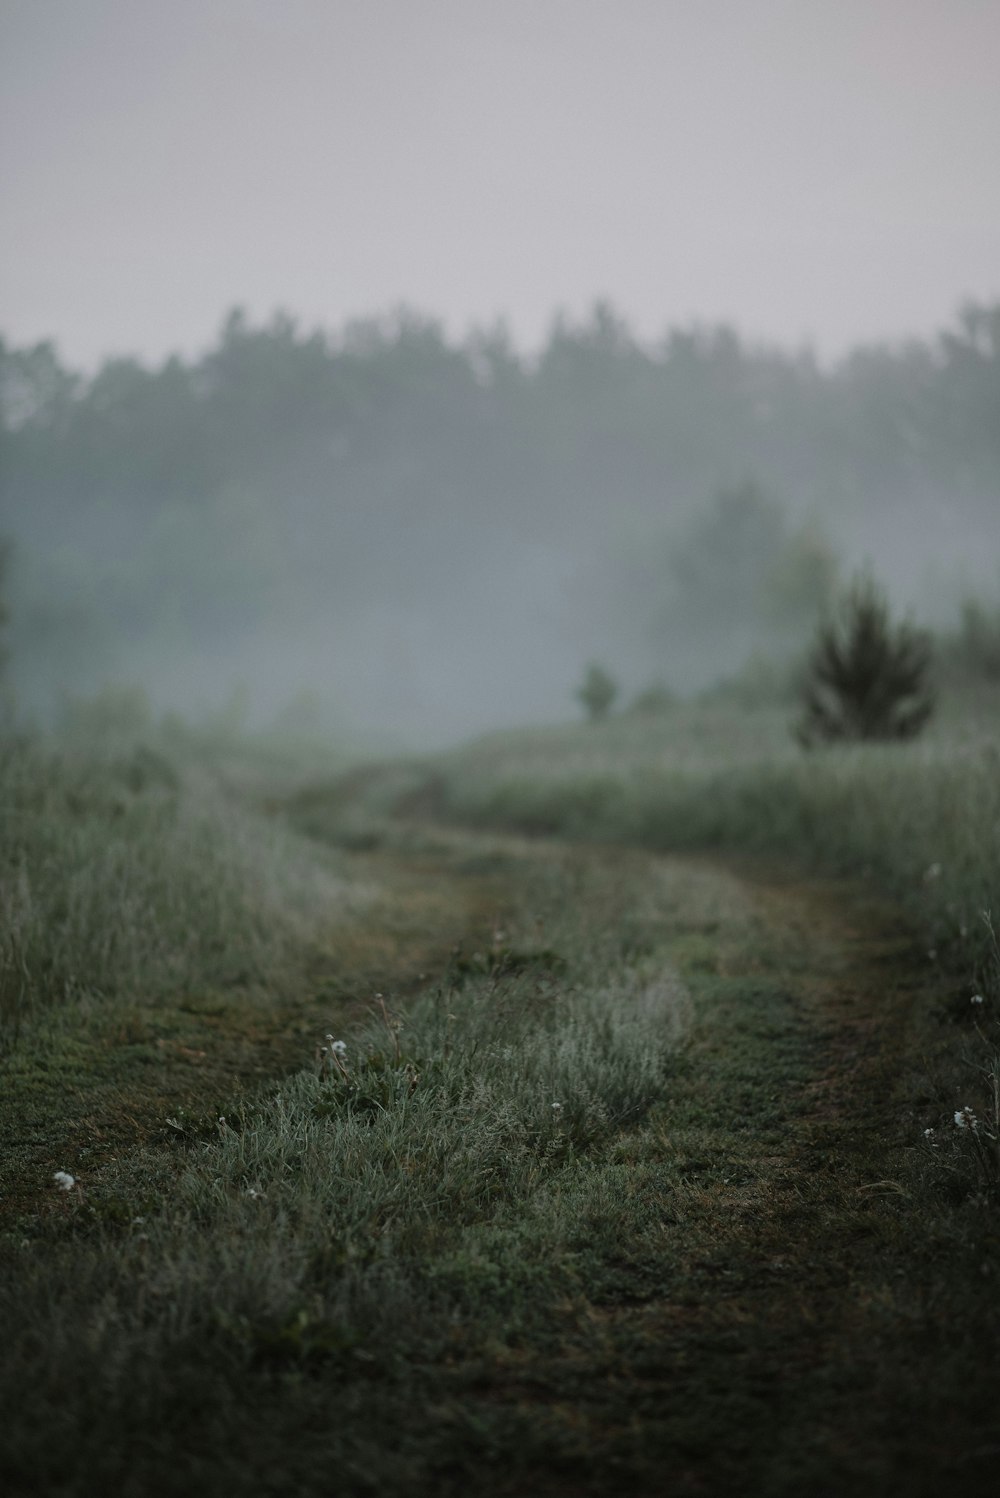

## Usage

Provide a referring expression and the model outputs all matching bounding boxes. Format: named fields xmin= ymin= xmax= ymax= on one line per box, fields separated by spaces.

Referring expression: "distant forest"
xmin=1 ymin=302 xmax=998 ymax=739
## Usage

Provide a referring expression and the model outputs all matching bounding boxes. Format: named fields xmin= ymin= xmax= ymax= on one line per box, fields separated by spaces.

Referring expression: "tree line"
xmin=0 ymin=301 xmax=997 ymax=729
xmin=3 ymin=301 xmax=998 ymax=526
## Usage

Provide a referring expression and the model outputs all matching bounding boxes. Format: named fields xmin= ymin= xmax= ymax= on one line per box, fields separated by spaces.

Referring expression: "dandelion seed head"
xmin=53 ymin=1171 xmax=75 ymax=1191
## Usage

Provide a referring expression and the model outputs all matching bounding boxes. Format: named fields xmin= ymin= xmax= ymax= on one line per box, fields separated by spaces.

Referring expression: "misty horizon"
xmin=7 ymin=292 xmax=997 ymax=379
xmin=3 ymin=297 xmax=997 ymax=747
xmin=2 ymin=1 xmax=997 ymax=746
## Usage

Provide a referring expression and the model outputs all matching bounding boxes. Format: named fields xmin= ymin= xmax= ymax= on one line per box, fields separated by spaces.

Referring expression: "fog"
xmin=1 ymin=2 xmax=997 ymax=745
xmin=2 ymin=305 xmax=998 ymax=745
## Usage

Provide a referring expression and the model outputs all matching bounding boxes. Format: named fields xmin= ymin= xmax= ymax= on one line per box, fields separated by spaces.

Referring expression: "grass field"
xmin=436 ymin=686 xmax=1000 ymax=984
xmin=2 ymin=692 xmax=999 ymax=1495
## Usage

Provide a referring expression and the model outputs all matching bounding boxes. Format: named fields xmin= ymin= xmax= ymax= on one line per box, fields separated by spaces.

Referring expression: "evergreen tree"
xmin=795 ymin=574 xmax=934 ymax=746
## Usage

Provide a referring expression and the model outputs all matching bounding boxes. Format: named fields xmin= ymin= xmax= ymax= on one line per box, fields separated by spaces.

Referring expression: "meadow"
xmin=1 ymin=684 xmax=999 ymax=1495
xmin=436 ymin=683 xmax=1000 ymax=989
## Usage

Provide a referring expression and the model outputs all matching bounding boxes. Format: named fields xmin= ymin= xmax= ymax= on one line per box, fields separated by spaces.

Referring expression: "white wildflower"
xmin=53 ymin=1171 xmax=75 ymax=1191
xmin=954 ymin=1106 xmax=978 ymax=1130
xmin=971 ymin=994 xmax=984 ymax=1006
xmin=551 ymin=1101 xmax=563 ymax=1113
xmin=923 ymin=1128 xmax=935 ymax=1138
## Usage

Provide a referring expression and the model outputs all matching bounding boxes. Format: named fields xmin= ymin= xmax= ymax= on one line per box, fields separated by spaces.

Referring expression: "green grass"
xmin=0 ymin=732 xmax=355 ymax=1051
xmin=431 ymin=692 xmax=1000 ymax=1216
xmin=436 ymin=688 xmax=1000 ymax=996
xmin=1 ymin=839 xmax=700 ymax=1495
xmin=5 ymin=830 xmax=997 ymax=1495
xmin=3 ymin=697 xmax=1000 ymax=1495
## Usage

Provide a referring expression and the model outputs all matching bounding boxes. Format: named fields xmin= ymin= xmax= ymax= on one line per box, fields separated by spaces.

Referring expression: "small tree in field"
xmin=795 ymin=573 xmax=934 ymax=747
xmin=576 ymin=662 xmax=618 ymax=722
xmin=0 ymin=538 xmax=10 ymax=681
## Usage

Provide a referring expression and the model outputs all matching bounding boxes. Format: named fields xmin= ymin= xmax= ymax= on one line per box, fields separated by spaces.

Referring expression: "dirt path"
xmin=4 ymin=818 xmax=994 ymax=1493
xmin=555 ymin=860 xmax=945 ymax=1496
xmin=0 ymin=844 xmax=509 ymax=1221
xmin=381 ymin=841 xmax=965 ymax=1498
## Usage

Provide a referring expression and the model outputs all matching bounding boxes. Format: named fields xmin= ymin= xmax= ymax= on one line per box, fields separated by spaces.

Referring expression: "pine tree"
xmin=795 ymin=574 xmax=934 ymax=746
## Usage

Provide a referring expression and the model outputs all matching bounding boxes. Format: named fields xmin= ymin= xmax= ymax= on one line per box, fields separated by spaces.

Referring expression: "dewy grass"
xmin=4 ymin=697 xmax=1000 ymax=1494
xmin=439 ymin=716 xmax=1000 ymax=987
xmin=0 ymin=843 xmax=694 ymax=1495
xmin=432 ymin=695 xmax=1000 ymax=1216
xmin=0 ymin=732 xmax=352 ymax=1048
xmin=5 ymin=826 xmax=998 ymax=1495
xmin=194 ymin=953 xmax=678 ymax=1257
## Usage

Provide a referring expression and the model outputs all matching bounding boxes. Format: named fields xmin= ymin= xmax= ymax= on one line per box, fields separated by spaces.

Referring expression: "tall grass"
xmin=3 ymin=692 xmax=998 ymax=1490
xmin=431 ymin=695 xmax=1000 ymax=1212
xmin=0 ymin=732 xmax=352 ymax=1047
xmin=0 ymin=846 xmax=691 ymax=1494
xmin=438 ymin=703 xmax=1000 ymax=991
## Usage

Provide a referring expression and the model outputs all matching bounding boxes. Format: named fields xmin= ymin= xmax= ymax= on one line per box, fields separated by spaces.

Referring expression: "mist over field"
xmin=5 ymin=10 xmax=1000 ymax=1489
xmin=1 ymin=302 xmax=998 ymax=744
xmin=2 ymin=1 xmax=998 ymax=744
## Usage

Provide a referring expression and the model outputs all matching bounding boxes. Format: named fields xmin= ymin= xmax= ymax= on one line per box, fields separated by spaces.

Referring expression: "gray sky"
xmin=2 ymin=0 xmax=998 ymax=368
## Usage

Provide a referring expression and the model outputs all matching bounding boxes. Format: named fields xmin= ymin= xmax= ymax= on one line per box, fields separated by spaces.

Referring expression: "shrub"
xmin=575 ymin=662 xmax=618 ymax=722
xmin=795 ymin=573 xmax=934 ymax=746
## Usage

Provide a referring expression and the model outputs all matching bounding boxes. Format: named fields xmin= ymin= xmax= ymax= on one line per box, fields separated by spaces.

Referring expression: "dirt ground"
xmin=3 ymin=817 xmax=996 ymax=1495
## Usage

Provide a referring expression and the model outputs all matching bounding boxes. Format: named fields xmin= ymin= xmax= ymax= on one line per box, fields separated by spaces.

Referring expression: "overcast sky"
xmin=2 ymin=0 xmax=998 ymax=369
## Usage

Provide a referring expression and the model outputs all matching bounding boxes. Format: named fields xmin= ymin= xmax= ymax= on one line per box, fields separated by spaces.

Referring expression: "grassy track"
xmin=0 ymin=839 xmax=507 ymax=1218
xmin=3 ymin=762 xmax=998 ymax=1494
